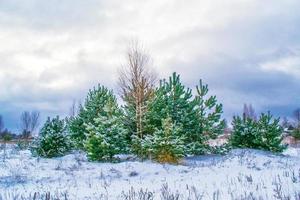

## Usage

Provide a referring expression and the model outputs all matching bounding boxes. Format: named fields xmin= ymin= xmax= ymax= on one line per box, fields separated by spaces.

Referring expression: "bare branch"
xmin=20 ymin=111 xmax=31 ymax=133
xmin=293 ymin=108 xmax=300 ymax=124
xmin=243 ymin=104 xmax=257 ymax=121
xmin=118 ymin=40 xmax=157 ymax=138
xmin=20 ymin=111 xmax=40 ymax=138
xmin=69 ymin=99 xmax=77 ymax=117
xmin=30 ymin=111 xmax=40 ymax=133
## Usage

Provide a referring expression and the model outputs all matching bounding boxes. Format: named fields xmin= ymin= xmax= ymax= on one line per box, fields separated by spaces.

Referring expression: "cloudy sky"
xmin=0 ymin=0 xmax=300 ymax=131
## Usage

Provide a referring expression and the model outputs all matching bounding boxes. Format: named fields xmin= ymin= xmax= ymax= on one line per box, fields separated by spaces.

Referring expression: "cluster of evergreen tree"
xmin=142 ymin=72 xmax=225 ymax=158
xmin=32 ymin=73 xmax=226 ymax=163
xmin=230 ymin=112 xmax=286 ymax=152
xmin=31 ymin=72 xmax=287 ymax=163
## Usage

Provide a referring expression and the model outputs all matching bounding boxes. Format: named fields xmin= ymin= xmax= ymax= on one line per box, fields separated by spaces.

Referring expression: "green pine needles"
xmin=84 ymin=98 xmax=128 ymax=161
xmin=68 ymin=84 xmax=128 ymax=161
xmin=292 ymin=125 xmax=300 ymax=140
xmin=31 ymin=116 xmax=71 ymax=158
xmin=188 ymin=79 xmax=226 ymax=154
xmin=230 ymin=112 xmax=286 ymax=152
xmin=68 ymin=85 xmax=120 ymax=150
xmin=145 ymin=72 xmax=225 ymax=155
xmin=142 ymin=117 xmax=185 ymax=163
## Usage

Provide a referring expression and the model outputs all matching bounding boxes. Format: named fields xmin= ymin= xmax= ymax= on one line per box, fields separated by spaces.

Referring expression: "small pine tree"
xmin=67 ymin=104 xmax=85 ymax=149
xmin=31 ymin=116 xmax=70 ymax=158
xmin=189 ymin=79 xmax=225 ymax=154
xmin=84 ymin=96 xmax=128 ymax=162
xmin=142 ymin=117 xmax=185 ymax=164
xmin=257 ymin=112 xmax=286 ymax=152
xmin=230 ymin=116 xmax=258 ymax=148
xmin=68 ymin=85 xmax=121 ymax=149
xmin=230 ymin=112 xmax=286 ymax=152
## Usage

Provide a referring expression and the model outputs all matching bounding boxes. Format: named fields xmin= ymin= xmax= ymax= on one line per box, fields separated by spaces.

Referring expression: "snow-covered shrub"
xmin=16 ymin=140 xmax=30 ymax=150
xmin=84 ymin=94 xmax=128 ymax=162
xmin=229 ymin=116 xmax=257 ymax=149
xmin=230 ymin=112 xmax=286 ymax=152
xmin=142 ymin=117 xmax=185 ymax=164
xmin=31 ymin=116 xmax=71 ymax=158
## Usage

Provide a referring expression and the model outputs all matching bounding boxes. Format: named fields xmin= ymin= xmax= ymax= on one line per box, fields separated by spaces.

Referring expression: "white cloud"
xmin=261 ymin=53 xmax=300 ymax=77
xmin=0 ymin=0 xmax=300 ymax=129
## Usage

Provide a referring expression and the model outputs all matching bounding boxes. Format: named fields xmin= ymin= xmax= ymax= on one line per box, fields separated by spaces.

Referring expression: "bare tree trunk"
xmin=118 ymin=40 xmax=157 ymax=139
xmin=69 ymin=100 xmax=77 ymax=117
xmin=20 ymin=111 xmax=40 ymax=139
xmin=293 ymin=108 xmax=300 ymax=126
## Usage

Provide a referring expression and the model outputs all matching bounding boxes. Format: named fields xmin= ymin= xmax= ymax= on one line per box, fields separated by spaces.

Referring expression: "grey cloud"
xmin=0 ymin=0 xmax=106 ymax=30
xmin=1 ymin=0 xmax=300 ymax=131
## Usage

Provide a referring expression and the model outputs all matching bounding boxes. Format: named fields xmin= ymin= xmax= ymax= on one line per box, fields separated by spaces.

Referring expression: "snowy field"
xmin=0 ymin=145 xmax=300 ymax=200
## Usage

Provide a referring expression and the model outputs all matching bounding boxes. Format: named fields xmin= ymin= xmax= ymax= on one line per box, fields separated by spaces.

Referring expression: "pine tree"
xmin=31 ymin=116 xmax=70 ymax=158
xmin=230 ymin=112 xmax=286 ymax=152
xmin=145 ymin=72 xmax=197 ymax=138
xmin=67 ymin=104 xmax=85 ymax=149
xmin=257 ymin=112 xmax=286 ymax=152
xmin=145 ymin=72 xmax=225 ymax=155
xmin=84 ymin=98 xmax=128 ymax=161
xmin=190 ymin=79 xmax=225 ymax=154
xmin=142 ymin=117 xmax=185 ymax=164
xmin=68 ymin=85 xmax=118 ymax=149
xmin=230 ymin=115 xmax=258 ymax=148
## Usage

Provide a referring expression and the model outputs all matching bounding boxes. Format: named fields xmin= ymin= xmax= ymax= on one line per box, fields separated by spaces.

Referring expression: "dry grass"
xmin=0 ymin=139 xmax=33 ymax=145
xmin=156 ymin=151 xmax=182 ymax=164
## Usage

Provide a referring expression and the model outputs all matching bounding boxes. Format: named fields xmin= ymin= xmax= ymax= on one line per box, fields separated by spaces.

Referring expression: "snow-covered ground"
xmin=0 ymin=145 xmax=300 ymax=200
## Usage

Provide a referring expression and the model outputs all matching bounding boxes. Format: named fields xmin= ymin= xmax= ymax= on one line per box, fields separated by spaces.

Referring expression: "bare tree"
xmin=118 ymin=40 xmax=157 ymax=139
xmin=30 ymin=111 xmax=40 ymax=134
xmin=243 ymin=104 xmax=257 ymax=121
xmin=20 ymin=111 xmax=31 ymax=134
xmin=20 ymin=111 xmax=40 ymax=138
xmin=243 ymin=104 xmax=249 ymax=120
xmin=69 ymin=99 xmax=77 ymax=117
xmin=281 ymin=117 xmax=290 ymax=129
xmin=293 ymin=108 xmax=300 ymax=125
xmin=0 ymin=115 xmax=4 ymax=133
